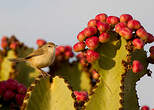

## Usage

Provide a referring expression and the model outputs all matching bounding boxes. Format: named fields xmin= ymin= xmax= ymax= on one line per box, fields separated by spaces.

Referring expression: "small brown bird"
xmin=9 ymin=42 xmax=57 ymax=76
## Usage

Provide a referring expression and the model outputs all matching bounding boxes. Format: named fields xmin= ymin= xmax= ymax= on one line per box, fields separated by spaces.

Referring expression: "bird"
xmin=9 ymin=42 xmax=57 ymax=77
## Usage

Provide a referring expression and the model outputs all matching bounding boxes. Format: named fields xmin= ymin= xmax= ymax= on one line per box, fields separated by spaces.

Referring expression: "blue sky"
xmin=0 ymin=0 xmax=154 ymax=108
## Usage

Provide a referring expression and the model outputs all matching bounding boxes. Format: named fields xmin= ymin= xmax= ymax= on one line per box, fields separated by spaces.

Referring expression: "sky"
xmin=0 ymin=0 xmax=154 ymax=108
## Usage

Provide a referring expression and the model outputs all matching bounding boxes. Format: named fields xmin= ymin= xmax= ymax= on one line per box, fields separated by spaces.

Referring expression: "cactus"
xmin=0 ymin=36 xmax=40 ymax=86
xmin=21 ymin=75 xmax=76 ymax=110
xmin=0 ymin=13 xmax=154 ymax=110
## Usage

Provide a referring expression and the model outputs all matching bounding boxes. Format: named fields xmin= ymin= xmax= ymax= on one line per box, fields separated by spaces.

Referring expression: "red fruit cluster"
xmin=1 ymin=36 xmax=20 ymax=50
xmin=36 ymin=39 xmax=46 ymax=47
xmin=74 ymin=13 xmax=154 ymax=64
xmin=73 ymin=91 xmax=88 ymax=102
xmin=0 ymin=79 xmax=27 ymax=108
xmin=76 ymin=50 xmax=100 ymax=65
xmin=115 ymin=14 xmax=153 ymax=49
xmin=56 ymin=45 xmax=74 ymax=61
xmin=77 ymin=52 xmax=88 ymax=66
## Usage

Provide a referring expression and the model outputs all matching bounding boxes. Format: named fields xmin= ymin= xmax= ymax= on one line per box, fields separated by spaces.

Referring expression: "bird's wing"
xmin=25 ymin=48 xmax=44 ymax=59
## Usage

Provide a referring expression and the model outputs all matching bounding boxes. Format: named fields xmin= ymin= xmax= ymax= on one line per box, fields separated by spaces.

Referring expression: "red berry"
xmin=1 ymin=40 xmax=8 ymax=48
xmin=36 ymin=39 xmax=46 ymax=47
xmin=115 ymin=22 xmax=127 ymax=33
xmin=136 ymin=28 xmax=148 ymax=41
xmin=83 ymin=27 xmax=97 ymax=37
xmin=73 ymin=42 xmax=86 ymax=52
xmin=119 ymin=27 xmax=132 ymax=40
xmin=85 ymin=36 xmax=99 ymax=50
xmin=150 ymin=51 xmax=154 ymax=60
xmin=80 ymin=59 xmax=87 ymax=66
xmin=120 ymin=14 xmax=133 ymax=23
xmin=127 ymin=20 xmax=141 ymax=30
xmin=65 ymin=45 xmax=72 ymax=52
xmin=97 ymin=22 xmax=110 ymax=33
xmin=88 ymin=19 xmax=98 ymax=27
xmin=55 ymin=49 xmax=61 ymax=56
xmin=0 ymin=81 xmax=6 ymax=96
xmin=132 ymin=38 xmax=144 ymax=49
xmin=10 ymin=42 xmax=18 ymax=50
xmin=91 ymin=70 xmax=100 ymax=79
xmin=57 ymin=46 xmax=65 ymax=53
xmin=106 ymin=16 xmax=120 ymax=25
xmin=16 ymin=94 xmax=25 ymax=105
xmin=147 ymin=33 xmax=154 ymax=43
xmin=86 ymin=50 xmax=100 ymax=63
xmin=6 ymin=79 xmax=18 ymax=91
xmin=149 ymin=46 xmax=154 ymax=53
xmin=74 ymin=91 xmax=88 ymax=102
xmin=77 ymin=52 xmax=85 ymax=60
xmin=3 ymin=90 xmax=15 ymax=101
xmin=132 ymin=60 xmax=144 ymax=73
xmin=65 ymin=51 xmax=74 ymax=59
xmin=99 ymin=32 xmax=110 ymax=43
xmin=1 ymin=36 xmax=8 ymax=42
xmin=95 ymin=13 xmax=108 ymax=23
xmin=141 ymin=105 xmax=150 ymax=110
xmin=77 ymin=31 xmax=87 ymax=41
xmin=17 ymin=83 xmax=27 ymax=95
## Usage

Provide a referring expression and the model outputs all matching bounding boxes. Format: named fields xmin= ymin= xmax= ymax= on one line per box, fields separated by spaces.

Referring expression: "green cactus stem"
xmin=0 ymin=37 xmax=40 ymax=86
xmin=84 ymin=32 xmax=149 ymax=110
xmin=50 ymin=61 xmax=92 ymax=92
xmin=0 ymin=50 xmax=17 ymax=81
xmin=21 ymin=75 xmax=76 ymax=110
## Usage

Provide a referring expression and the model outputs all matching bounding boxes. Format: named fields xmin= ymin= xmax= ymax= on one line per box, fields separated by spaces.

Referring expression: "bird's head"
xmin=42 ymin=42 xmax=57 ymax=51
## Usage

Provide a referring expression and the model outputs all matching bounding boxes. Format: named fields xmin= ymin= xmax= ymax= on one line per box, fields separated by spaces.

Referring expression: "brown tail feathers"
xmin=8 ymin=58 xmax=26 ymax=62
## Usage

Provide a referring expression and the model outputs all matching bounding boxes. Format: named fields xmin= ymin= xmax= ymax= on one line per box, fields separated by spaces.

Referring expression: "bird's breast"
xmin=29 ymin=48 xmax=55 ymax=68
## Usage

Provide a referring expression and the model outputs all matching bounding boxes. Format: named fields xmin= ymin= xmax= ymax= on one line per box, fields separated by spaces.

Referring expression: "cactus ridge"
xmin=0 ymin=50 xmax=17 ymax=81
xmin=49 ymin=61 xmax=92 ymax=92
xmin=21 ymin=75 xmax=76 ymax=110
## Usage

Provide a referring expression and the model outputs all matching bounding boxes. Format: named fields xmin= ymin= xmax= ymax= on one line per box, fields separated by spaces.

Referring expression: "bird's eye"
xmin=48 ymin=46 xmax=51 ymax=47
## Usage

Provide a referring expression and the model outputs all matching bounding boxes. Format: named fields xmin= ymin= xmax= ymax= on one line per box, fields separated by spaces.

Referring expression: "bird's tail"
xmin=8 ymin=58 xmax=26 ymax=62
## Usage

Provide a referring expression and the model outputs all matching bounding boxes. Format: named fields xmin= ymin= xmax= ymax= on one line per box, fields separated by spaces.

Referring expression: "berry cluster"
xmin=56 ymin=45 xmax=74 ymax=61
xmin=73 ymin=13 xmax=154 ymax=73
xmin=0 ymin=79 xmax=27 ymax=109
xmin=1 ymin=36 xmax=19 ymax=50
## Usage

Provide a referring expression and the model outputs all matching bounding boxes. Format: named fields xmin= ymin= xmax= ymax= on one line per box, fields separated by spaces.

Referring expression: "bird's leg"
xmin=32 ymin=66 xmax=46 ymax=78
xmin=37 ymin=68 xmax=51 ymax=77
xmin=37 ymin=68 xmax=47 ymax=77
